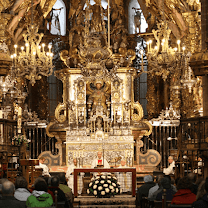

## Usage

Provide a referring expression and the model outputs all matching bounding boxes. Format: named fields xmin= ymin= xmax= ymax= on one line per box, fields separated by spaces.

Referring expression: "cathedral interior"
xmin=0 ymin=0 xmax=208 ymax=195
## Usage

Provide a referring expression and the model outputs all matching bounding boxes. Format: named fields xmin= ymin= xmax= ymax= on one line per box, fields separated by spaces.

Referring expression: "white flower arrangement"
xmin=87 ymin=173 xmax=120 ymax=198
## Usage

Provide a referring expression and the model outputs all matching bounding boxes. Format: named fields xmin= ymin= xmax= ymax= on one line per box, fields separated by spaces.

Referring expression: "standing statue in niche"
xmin=87 ymin=79 xmax=111 ymax=114
xmin=87 ymin=0 xmax=106 ymax=33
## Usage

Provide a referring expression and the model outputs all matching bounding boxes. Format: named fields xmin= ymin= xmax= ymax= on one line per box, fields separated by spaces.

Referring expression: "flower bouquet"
xmin=87 ymin=173 xmax=120 ymax=198
xmin=12 ymin=134 xmax=31 ymax=146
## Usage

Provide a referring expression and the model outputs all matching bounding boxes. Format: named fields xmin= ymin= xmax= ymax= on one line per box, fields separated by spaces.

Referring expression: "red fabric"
xmin=98 ymin=159 xmax=102 ymax=165
xmin=171 ymin=189 xmax=196 ymax=205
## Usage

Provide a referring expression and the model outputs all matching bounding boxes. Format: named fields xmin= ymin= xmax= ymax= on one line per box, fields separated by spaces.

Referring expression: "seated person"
xmin=137 ymin=175 xmax=155 ymax=207
xmin=14 ymin=176 xmax=31 ymax=202
xmin=48 ymin=176 xmax=70 ymax=208
xmin=66 ymin=158 xmax=84 ymax=195
xmin=155 ymin=177 xmax=176 ymax=201
xmin=0 ymin=180 xmax=26 ymax=208
xmin=91 ymin=151 xmax=110 ymax=168
xmin=35 ymin=156 xmax=51 ymax=177
xmin=26 ymin=177 xmax=53 ymax=207
xmin=171 ymin=176 xmax=196 ymax=205
xmin=58 ymin=172 xmax=73 ymax=207
xmin=163 ymin=156 xmax=175 ymax=175
xmin=148 ymin=174 xmax=164 ymax=200
xmin=117 ymin=160 xmax=132 ymax=193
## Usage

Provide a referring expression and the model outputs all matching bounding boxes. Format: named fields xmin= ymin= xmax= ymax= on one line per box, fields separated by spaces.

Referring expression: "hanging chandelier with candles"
xmin=11 ymin=25 xmax=53 ymax=86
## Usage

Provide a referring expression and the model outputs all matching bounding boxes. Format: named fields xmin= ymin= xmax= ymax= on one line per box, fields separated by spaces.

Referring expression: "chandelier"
xmin=143 ymin=20 xmax=196 ymax=92
xmin=11 ymin=25 xmax=53 ymax=86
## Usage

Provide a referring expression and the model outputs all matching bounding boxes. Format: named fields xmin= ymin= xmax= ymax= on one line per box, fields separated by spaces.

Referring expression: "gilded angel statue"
xmin=86 ymin=79 xmax=111 ymax=113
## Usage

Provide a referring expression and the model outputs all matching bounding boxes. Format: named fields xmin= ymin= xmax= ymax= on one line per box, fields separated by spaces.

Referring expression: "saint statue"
xmin=87 ymin=79 xmax=111 ymax=114
xmin=87 ymin=0 xmax=106 ymax=33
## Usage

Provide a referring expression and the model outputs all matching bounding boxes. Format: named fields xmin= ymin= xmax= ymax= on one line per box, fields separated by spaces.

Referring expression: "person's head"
xmin=58 ymin=173 xmax=66 ymax=184
xmin=177 ymin=176 xmax=192 ymax=190
xmin=34 ymin=177 xmax=48 ymax=192
xmin=168 ymin=156 xmax=174 ymax=164
xmin=39 ymin=157 xmax=45 ymax=164
xmin=97 ymin=151 xmax=102 ymax=159
xmin=0 ymin=178 xmax=8 ymax=193
xmin=156 ymin=174 xmax=164 ymax=183
xmin=15 ymin=176 xmax=28 ymax=189
xmin=187 ymin=172 xmax=197 ymax=183
xmin=144 ymin=175 xmax=153 ymax=183
xmin=73 ymin=159 xmax=77 ymax=166
xmin=161 ymin=177 xmax=171 ymax=189
xmin=41 ymin=176 xmax=50 ymax=186
xmin=2 ymin=181 xmax=15 ymax=196
xmin=120 ymin=160 xmax=126 ymax=167
xmin=51 ymin=176 xmax=60 ymax=187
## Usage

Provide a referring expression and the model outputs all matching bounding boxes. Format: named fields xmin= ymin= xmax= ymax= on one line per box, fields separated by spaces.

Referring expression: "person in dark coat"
xmin=171 ymin=176 xmax=196 ymax=204
xmin=0 ymin=180 xmax=26 ymax=208
xmin=137 ymin=175 xmax=155 ymax=207
xmin=192 ymin=177 xmax=208 ymax=208
xmin=155 ymin=177 xmax=176 ymax=201
xmin=48 ymin=176 xmax=70 ymax=208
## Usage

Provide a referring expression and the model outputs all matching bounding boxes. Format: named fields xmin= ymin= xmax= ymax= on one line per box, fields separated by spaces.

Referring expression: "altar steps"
xmin=73 ymin=195 xmax=136 ymax=208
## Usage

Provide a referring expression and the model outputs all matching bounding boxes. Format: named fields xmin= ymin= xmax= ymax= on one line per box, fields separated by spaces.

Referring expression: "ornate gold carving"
xmin=142 ymin=120 xmax=153 ymax=136
xmin=131 ymin=102 xmax=143 ymax=122
xmin=55 ymin=103 xmax=67 ymax=123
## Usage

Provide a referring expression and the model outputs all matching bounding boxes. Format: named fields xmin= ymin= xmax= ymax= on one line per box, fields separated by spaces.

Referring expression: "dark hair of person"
xmin=58 ymin=172 xmax=67 ymax=184
xmin=176 ymin=176 xmax=193 ymax=190
xmin=15 ymin=176 xmax=28 ymax=189
xmin=41 ymin=176 xmax=50 ymax=186
xmin=51 ymin=176 xmax=60 ymax=187
xmin=34 ymin=178 xmax=48 ymax=192
xmin=164 ymin=175 xmax=171 ymax=182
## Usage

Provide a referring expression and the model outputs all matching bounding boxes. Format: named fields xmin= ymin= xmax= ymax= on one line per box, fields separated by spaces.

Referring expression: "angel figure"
xmin=87 ymin=79 xmax=111 ymax=114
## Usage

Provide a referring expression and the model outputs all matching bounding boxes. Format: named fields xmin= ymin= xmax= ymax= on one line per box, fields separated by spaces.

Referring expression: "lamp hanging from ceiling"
xmin=11 ymin=0 xmax=53 ymax=86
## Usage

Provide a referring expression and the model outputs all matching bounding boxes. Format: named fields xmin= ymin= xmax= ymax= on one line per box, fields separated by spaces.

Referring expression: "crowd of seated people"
xmin=137 ymin=173 xmax=208 ymax=208
xmin=0 ymin=173 xmax=73 ymax=208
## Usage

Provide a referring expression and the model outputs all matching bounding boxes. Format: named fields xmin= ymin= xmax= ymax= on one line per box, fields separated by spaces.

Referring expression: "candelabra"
xmin=11 ymin=25 xmax=53 ymax=86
